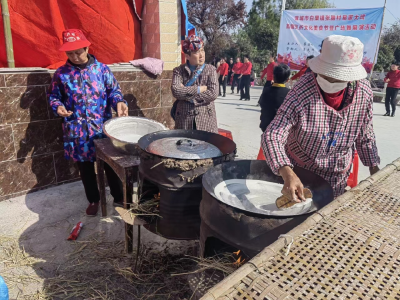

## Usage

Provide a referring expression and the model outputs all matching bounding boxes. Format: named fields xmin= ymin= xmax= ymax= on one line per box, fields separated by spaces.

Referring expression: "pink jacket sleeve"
xmin=262 ymin=88 xmax=298 ymax=175
xmin=355 ymin=88 xmax=380 ymax=167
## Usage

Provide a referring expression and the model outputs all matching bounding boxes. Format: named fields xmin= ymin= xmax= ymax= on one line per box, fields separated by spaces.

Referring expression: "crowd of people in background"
xmin=215 ymin=55 xmax=253 ymax=101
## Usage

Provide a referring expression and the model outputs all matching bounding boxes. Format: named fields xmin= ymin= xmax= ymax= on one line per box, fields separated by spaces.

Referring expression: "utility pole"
xmin=1 ymin=0 xmax=15 ymax=67
xmin=281 ymin=0 xmax=286 ymax=17
xmin=369 ymin=0 xmax=387 ymax=82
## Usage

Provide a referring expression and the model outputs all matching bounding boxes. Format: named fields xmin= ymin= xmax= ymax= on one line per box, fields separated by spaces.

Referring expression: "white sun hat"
xmin=308 ymin=35 xmax=367 ymax=82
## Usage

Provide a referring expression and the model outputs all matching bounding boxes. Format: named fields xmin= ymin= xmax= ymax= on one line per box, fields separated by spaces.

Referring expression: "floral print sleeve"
xmin=48 ymin=71 xmax=65 ymax=116
xmin=103 ymin=65 xmax=126 ymax=111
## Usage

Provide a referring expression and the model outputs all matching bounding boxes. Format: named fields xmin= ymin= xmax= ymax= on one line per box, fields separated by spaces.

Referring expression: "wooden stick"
xmin=1 ymin=0 xmax=15 ymax=67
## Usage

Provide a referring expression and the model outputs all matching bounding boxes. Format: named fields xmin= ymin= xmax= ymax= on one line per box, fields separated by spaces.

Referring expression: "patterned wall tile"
xmin=5 ymin=73 xmax=52 ymax=87
xmin=0 ymin=154 xmax=56 ymax=197
xmin=129 ymin=107 xmax=174 ymax=129
xmin=160 ymin=70 xmax=174 ymax=80
xmin=113 ymin=71 xmax=137 ymax=82
xmin=13 ymin=119 xmax=63 ymax=159
xmin=161 ymin=80 xmax=175 ymax=107
xmin=0 ymin=75 xmax=5 ymax=87
xmin=0 ymin=125 xmax=16 ymax=161
xmin=120 ymin=81 xmax=161 ymax=110
xmin=0 ymin=86 xmax=49 ymax=125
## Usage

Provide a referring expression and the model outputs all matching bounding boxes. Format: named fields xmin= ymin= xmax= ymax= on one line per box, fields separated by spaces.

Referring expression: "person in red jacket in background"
xmin=217 ymin=58 xmax=229 ymax=97
xmin=384 ymin=61 xmax=400 ymax=117
xmin=260 ymin=54 xmax=277 ymax=89
xmin=231 ymin=57 xmax=243 ymax=94
xmin=290 ymin=55 xmax=314 ymax=82
xmin=228 ymin=57 xmax=234 ymax=85
xmin=239 ymin=55 xmax=253 ymax=101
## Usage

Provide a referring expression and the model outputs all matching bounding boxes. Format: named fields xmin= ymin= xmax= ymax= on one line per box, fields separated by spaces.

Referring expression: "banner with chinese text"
xmin=277 ymin=7 xmax=384 ymax=72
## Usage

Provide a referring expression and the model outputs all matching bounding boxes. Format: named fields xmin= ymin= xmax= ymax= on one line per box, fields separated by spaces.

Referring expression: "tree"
xmin=381 ymin=21 xmax=400 ymax=50
xmin=394 ymin=46 xmax=400 ymax=63
xmin=205 ymin=33 xmax=234 ymax=63
xmin=187 ymin=0 xmax=247 ymax=58
xmin=376 ymin=21 xmax=400 ymax=71
xmin=375 ymin=44 xmax=395 ymax=72
xmin=285 ymin=0 xmax=334 ymax=10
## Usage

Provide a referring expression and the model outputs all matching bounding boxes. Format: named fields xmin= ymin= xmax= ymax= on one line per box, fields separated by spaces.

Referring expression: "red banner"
xmin=0 ymin=0 xmax=143 ymax=68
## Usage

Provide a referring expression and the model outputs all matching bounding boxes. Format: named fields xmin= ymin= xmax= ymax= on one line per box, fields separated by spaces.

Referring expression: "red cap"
xmin=59 ymin=29 xmax=91 ymax=52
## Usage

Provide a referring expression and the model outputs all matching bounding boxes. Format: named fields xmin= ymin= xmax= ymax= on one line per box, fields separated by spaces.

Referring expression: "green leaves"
xmin=376 ymin=22 xmax=400 ymax=71
xmin=376 ymin=44 xmax=395 ymax=72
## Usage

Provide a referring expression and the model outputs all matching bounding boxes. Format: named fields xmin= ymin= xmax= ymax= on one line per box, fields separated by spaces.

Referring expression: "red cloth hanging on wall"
xmin=0 ymin=0 xmax=143 ymax=68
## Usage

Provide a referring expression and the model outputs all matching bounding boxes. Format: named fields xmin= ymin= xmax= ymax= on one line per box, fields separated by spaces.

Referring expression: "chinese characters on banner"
xmin=277 ymin=8 xmax=384 ymax=71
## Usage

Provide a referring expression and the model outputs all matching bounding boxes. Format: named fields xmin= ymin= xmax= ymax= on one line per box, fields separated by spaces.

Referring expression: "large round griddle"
xmin=138 ymin=129 xmax=236 ymax=159
xmin=137 ymin=129 xmax=237 ymax=240
xmin=146 ymin=137 xmax=222 ymax=159
xmin=202 ymin=160 xmax=334 ymax=217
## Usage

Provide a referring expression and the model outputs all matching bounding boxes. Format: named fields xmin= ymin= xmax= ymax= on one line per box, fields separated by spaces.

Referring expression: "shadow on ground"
xmin=0 ymin=182 xmax=198 ymax=300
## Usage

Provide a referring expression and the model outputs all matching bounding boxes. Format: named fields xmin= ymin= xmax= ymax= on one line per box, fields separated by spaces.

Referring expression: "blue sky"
xmin=244 ymin=0 xmax=399 ymax=26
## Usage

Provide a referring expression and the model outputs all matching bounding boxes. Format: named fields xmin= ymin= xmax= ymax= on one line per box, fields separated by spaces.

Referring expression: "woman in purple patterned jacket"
xmin=262 ymin=35 xmax=381 ymax=201
xmin=48 ymin=29 xmax=128 ymax=216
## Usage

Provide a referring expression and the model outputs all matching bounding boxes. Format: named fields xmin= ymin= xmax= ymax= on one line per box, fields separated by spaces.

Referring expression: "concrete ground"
xmin=0 ymin=84 xmax=399 ymax=299
xmin=0 ymin=183 xmax=196 ymax=299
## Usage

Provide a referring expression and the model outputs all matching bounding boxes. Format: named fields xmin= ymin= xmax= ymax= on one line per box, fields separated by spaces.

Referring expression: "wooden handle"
xmin=276 ymin=188 xmax=313 ymax=209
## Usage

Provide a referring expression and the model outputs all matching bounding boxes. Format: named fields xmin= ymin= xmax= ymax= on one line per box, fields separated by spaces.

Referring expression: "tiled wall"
xmin=0 ymin=68 xmax=175 ymax=201
xmin=159 ymin=0 xmax=182 ymax=70
xmin=142 ymin=0 xmax=182 ymax=70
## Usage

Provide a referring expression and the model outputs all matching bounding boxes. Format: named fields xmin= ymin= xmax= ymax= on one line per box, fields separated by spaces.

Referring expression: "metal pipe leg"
xmin=134 ymin=225 xmax=141 ymax=272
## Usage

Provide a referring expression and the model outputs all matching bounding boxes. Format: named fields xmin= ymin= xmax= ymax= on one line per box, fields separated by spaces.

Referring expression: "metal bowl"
xmin=103 ymin=116 xmax=168 ymax=155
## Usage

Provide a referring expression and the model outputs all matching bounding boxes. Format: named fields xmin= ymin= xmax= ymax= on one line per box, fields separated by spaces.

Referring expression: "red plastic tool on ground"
xmin=68 ymin=222 xmax=83 ymax=241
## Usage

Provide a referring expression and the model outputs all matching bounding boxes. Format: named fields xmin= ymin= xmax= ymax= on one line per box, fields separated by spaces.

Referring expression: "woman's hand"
xmin=117 ymin=102 xmax=128 ymax=117
xmin=200 ymin=86 xmax=208 ymax=93
xmin=57 ymin=106 xmax=73 ymax=117
xmin=279 ymin=166 xmax=306 ymax=203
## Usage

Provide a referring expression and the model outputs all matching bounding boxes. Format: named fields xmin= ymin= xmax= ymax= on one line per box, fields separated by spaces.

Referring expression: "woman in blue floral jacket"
xmin=48 ymin=29 xmax=128 ymax=216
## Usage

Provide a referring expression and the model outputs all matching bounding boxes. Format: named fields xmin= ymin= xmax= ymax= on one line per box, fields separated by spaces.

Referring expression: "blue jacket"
xmin=48 ymin=56 xmax=126 ymax=162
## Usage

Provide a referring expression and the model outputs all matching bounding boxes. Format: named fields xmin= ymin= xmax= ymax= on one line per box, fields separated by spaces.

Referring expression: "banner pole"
xmin=276 ymin=0 xmax=286 ymax=59
xmin=1 ymin=0 xmax=15 ymax=68
xmin=369 ymin=0 xmax=387 ymax=82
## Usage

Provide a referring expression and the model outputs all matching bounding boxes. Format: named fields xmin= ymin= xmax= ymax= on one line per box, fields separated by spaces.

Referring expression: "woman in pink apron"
xmin=262 ymin=35 xmax=380 ymax=200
